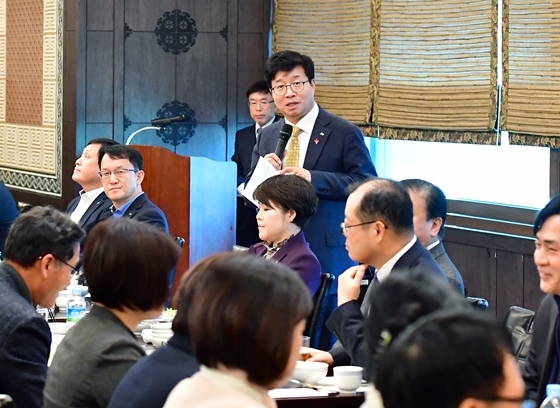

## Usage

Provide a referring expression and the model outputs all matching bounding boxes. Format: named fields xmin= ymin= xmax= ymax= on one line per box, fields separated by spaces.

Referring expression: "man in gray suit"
xmin=401 ymin=179 xmax=465 ymax=295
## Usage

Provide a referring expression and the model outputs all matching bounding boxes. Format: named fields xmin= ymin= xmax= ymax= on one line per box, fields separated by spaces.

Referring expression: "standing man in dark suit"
xmin=308 ymin=178 xmax=447 ymax=367
xmin=66 ymin=138 xmax=119 ymax=235
xmin=401 ymin=178 xmax=465 ymax=295
xmin=523 ymin=195 xmax=560 ymax=403
xmin=0 ymin=207 xmax=84 ymax=408
xmin=98 ymin=145 xmax=169 ymax=232
xmin=249 ymin=52 xmax=377 ymax=346
xmin=232 ymin=80 xmax=278 ymax=247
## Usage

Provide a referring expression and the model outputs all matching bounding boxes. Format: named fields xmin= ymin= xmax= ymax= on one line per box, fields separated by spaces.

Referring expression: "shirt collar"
xmin=111 ymin=192 xmax=144 ymax=216
xmin=376 ymin=236 xmax=417 ymax=282
xmin=426 ymin=239 xmax=440 ymax=251
xmin=79 ymin=186 xmax=104 ymax=200
xmin=256 ymin=116 xmax=276 ymax=132
xmin=285 ymin=102 xmax=319 ymax=134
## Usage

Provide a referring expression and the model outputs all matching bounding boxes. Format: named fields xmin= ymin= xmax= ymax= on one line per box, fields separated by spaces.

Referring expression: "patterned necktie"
xmin=256 ymin=127 xmax=262 ymax=140
xmin=283 ymin=126 xmax=301 ymax=168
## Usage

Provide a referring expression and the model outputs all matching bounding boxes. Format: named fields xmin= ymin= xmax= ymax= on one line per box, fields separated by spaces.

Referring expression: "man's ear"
xmin=430 ymin=217 xmax=443 ymax=239
xmin=457 ymin=397 xmax=485 ymax=408
xmin=38 ymin=254 xmax=56 ymax=280
xmin=136 ymin=169 xmax=145 ymax=184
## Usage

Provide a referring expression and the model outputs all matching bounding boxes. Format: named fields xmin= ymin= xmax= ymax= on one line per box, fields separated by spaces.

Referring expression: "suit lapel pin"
xmin=320 ymin=132 xmax=325 ymax=136
xmin=314 ymin=138 xmax=320 ymax=145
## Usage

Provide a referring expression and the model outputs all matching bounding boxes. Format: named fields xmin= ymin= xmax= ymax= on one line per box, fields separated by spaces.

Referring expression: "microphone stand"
xmin=125 ymin=126 xmax=162 ymax=145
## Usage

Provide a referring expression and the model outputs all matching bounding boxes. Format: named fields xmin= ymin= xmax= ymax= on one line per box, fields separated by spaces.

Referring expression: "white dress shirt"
xmin=69 ymin=187 xmax=104 ymax=224
xmin=284 ymin=103 xmax=319 ymax=168
xmin=376 ymin=236 xmax=417 ymax=282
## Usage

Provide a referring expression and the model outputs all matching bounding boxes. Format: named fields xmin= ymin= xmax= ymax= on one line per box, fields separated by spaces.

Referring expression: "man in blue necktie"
xmin=308 ymin=178 xmax=447 ymax=367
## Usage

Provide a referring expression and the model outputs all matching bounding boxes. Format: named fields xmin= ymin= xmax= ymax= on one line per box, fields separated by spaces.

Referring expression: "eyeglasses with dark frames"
xmin=98 ymin=169 xmax=137 ymax=178
xmin=340 ymin=220 xmax=388 ymax=235
xmin=270 ymin=80 xmax=311 ymax=96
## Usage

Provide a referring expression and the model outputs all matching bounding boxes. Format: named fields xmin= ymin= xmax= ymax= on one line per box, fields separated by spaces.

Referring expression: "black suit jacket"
xmin=118 ymin=193 xmax=169 ymax=233
xmin=326 ymin=239 xmax=447 ymax=367
xmin=523 ymin=294 xmax=557 ymax=403
xmin=0 ymin=181 xmax=18 ymax=253
xmin=66 ymin=191 xmax=113 ymax=235
xmin=232 ymin=124 xmax=258 ymax=187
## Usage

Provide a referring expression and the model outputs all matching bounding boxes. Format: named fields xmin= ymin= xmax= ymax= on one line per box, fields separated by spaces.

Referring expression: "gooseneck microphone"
xmin=151 ymin=113 xmax=187 ymax=126
xmin=274 ymin=123 xmax=293 ymax=160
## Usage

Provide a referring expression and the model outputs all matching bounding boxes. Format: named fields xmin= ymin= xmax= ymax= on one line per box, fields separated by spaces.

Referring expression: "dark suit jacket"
xmin=108 ymin=332 xmax=199 ymax=408
xmin=248 ymin=231 xmax=322 ymax=295
xmin=326 ymin=239 xmax=447 ymax=367
xmin=0 ymin=181 xmax=18 ymax=253
xmin=118 ymin=193 xmax=169 ymax=233
xmin=0 ymin=262 xmax=51 ymax=408
xmin=429 ymin=241 xmax=465 ymax=295
xmin=248 ymin=107 xmax=377 ymax=292
xmin=66 ymin=190 xmax=113 ymax=235
xmin=523 ymin=294 xmax=558 ymax=403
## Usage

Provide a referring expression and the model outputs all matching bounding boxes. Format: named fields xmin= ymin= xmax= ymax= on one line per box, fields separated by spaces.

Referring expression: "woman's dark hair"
xmin=179 ymin=252 xmax=312 ymax=387
xmin=375 ymin=310 xmax=513 ymax=408
xmin=84 ymin=218 xmax=181 ymax=311
xmin=364 ymin=269 xmax=468 ymax=381
xmin=265 ymin=50 xmax=315 ymax=87
xmin=253 ymin=175 xmax=318 ymax=229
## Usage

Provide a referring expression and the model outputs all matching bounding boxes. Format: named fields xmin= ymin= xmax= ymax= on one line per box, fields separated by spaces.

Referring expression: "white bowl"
xmin=152 ymin=322 xmax=172 ymax=331
xmin=55 ymin=291 xmax=72 ymax=308
xmin=291 ymin=361 xmax=328 ymax=384
xmin=48 ymin=322 xmax=68 ymax=335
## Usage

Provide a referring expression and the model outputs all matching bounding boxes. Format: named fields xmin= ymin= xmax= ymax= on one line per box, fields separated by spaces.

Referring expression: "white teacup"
xmin=333 ymin=366 xmax=363 ymax=393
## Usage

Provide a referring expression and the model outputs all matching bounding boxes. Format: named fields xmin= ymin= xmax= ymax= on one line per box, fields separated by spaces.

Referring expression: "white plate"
xmin=316 ymin=376 xmax=336 ymax=386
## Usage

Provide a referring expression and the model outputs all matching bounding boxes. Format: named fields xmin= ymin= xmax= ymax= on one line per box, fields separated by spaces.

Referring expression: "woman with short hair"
xmin=248 ymin=174 xmax=321 ymax=295
xmin=44 ymin=218 xmax=181 ymax=408
xmin=163 ymin=252 xmax=312 ymax=408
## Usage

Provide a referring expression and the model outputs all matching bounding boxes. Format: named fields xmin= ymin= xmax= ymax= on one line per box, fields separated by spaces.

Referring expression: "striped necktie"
xmin=283 ymin=127 xmax=301 ymax=168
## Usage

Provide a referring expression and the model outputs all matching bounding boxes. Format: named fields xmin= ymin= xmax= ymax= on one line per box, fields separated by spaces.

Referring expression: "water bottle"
xmin=540 ymin=384 xmax=560 ymax=408
xmin=66 ymin=287 xmax=86 ymax=329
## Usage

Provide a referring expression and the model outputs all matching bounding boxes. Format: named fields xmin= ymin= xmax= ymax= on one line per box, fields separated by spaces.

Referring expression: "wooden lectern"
xmin=130 ymin=145 xmax=236 ymax=301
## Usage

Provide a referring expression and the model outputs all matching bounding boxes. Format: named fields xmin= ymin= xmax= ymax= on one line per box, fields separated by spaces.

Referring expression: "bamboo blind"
xmin=273 ymin=0 xmax=372 ymax=123
xmin=374 ymin=0 xmax=497 ymax=131
xmin=503 ymin=0 xmax=560 ymax=142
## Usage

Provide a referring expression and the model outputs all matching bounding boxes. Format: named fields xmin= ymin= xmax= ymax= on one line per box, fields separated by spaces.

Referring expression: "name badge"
xmin=361 ymin=279 xmax=369 ymax=286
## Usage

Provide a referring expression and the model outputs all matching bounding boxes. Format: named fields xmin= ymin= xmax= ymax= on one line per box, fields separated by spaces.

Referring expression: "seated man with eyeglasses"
xmin=98 ymin=145 xmax=169 ymax=232
xmin=0 ymin=207 xmax=84 ymax=408
xmin=307 ymin=178 xmax=449 ymax=368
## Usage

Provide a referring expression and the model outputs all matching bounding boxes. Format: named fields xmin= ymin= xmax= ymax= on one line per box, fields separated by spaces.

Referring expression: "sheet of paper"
xmin=242 ymin=157 xmax=279 ymax=206
xmin=268 ymin=388 xmax=329 ymax=399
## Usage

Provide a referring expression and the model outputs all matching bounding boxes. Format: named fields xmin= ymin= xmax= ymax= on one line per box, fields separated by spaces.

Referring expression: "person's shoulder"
xmin=236 ymin=125 xmax=255 ymax=137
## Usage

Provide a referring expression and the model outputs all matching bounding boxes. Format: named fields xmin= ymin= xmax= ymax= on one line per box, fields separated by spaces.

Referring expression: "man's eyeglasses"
xmin=340 ymin=220 xmax=388 ymax=235
xmin=98 ymin=169 xmax=137 ymax=179
xmin=270 ymin=80 xmax=310 ymax=96
xmin=248 ymin=101 xmax=274 ymax=107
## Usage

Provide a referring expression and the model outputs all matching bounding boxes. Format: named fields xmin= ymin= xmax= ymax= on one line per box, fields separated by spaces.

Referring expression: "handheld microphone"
xmin=151 ymin=113 xmax=187 ymax=126
xmin=274 ymin=123 xmax=293 ymax=159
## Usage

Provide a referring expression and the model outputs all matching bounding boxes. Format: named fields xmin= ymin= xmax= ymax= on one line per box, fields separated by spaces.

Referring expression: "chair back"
xmin=167 ymin=237 xmax=185 ymax=307
xmin=466 ymin=296 xmax=489 ymax=311
xmin=505 ymin=305 xmax=535 ymax=370
xmin=305 ymin=273 xmax=335 ymax=349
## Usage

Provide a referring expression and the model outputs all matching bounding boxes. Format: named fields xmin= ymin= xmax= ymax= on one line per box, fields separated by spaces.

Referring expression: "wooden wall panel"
xmin=86 ymin=32 xmax=114 ymax=123
xmin=446 ymin=242 xmax=497 ymax=311
xmin=496 ymin=251 xmax=523 ymax=319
